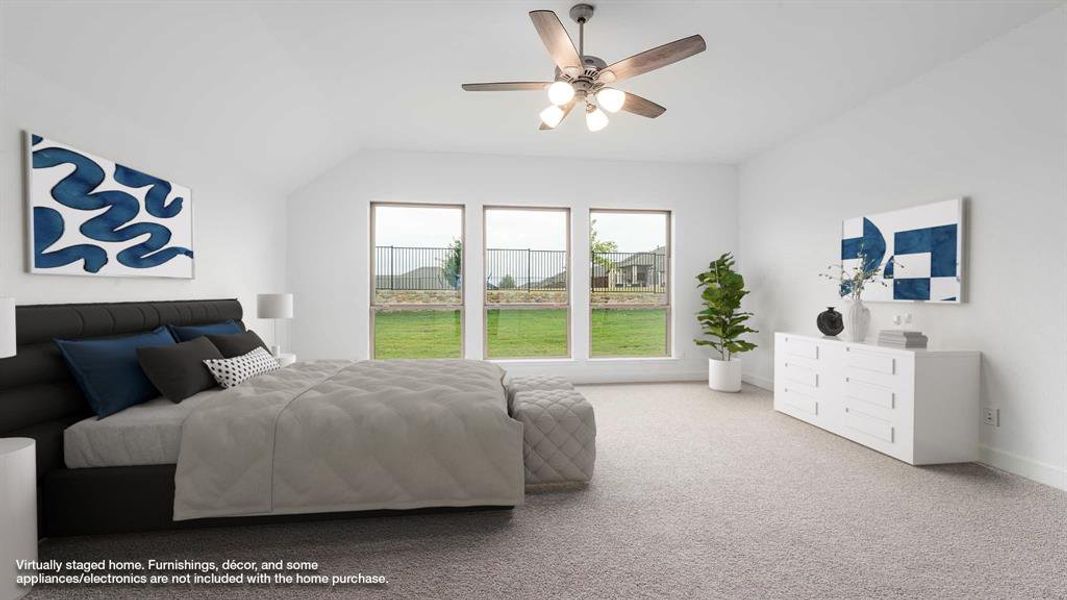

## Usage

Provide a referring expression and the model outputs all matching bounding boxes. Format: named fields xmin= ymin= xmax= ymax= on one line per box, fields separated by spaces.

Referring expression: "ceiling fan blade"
xmin=599 ymin=34 xmax=707 ymax=83
xmin=539 ymin=99 xmax=577 ymax=130
xmin=462 ymin=82 xmax=552 ymax=92
xmin=529 ymin=10 xmax=583 ymax=74
xmin=620 ymin=93 xmax=666 ymax=118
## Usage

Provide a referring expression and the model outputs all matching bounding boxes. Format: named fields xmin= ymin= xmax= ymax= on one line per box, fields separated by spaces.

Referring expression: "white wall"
xmin=287 ymin=149 xmax=737 ymax=382
xmin=738 ymin=9 xmax=1067 ymax=489
xmin=0 ymin=60 xmax=290 ymax=340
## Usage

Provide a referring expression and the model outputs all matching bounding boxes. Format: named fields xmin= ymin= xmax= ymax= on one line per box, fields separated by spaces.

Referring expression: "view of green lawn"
xmin=486 ymin=308 xmax=568 ymax=358
xmin=374 ymin=307 xmax=668 ymax=359
xmin=590 ymin=307 xmax=668 ymax=357
xmin=373 ymin=309 xmax=462 ymax=359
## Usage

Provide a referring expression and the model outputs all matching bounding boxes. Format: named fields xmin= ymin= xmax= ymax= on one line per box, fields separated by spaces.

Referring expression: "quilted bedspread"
xmin=173 ymin=360 xmax=525 ymax=520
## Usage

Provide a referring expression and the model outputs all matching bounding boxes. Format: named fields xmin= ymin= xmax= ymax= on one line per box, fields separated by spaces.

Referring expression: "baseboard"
xmin=742 ymin=373 xmax=773 ymax=391
xmin=571 ymin=369 xmax=708 ymax=385
xmin=978 ymin=445 xmax=1066 ymax=491
xmin=498 ymin=358 xmax=707 ymax=385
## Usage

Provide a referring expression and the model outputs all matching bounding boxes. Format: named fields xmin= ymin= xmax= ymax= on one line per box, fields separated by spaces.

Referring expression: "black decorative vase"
xmin=817 ymin=307 xmax=844 ymax=337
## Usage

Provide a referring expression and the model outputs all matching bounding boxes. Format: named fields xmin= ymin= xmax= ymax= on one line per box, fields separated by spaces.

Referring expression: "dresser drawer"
xmin=780 ymin=386 xmax=818 ymax=416
xmin=781 ymin=336 xmax=819 ymax=360
xmin=844 ymin=347 xmax=896 ymax=374
xmin=844 ymin=378 xmax=895 ymax=410
xmin=842 ymin=406 xmax=895 ymax=443
xmin=781 ymin=361 xmax=819 ymax=388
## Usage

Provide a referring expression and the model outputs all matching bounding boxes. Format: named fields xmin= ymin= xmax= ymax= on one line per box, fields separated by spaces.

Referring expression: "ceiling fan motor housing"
xmin=569 ymin=3 xmax=595 ymax=24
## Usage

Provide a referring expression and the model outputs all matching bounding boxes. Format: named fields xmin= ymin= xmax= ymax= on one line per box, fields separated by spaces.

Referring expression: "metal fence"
xmin=374 ymin=246 xmax=664 ymax=293
xmin=591 ymin=251 xmax=667 ymax=293
xmin=485 ymin=249 xmax=567 ymax=290
xmin=375 ymin=246 xmax=459 ymax=290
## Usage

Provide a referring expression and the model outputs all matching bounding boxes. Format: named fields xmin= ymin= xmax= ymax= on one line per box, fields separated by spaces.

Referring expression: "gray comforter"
xmin=173 ymin=360 xmax=525 ymax=520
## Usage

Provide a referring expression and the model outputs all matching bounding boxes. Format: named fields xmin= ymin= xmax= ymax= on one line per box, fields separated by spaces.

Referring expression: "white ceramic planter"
xmin=846 ymin=298 xmax=871 ymax=343
xmin=708 ymin=358 xmax=742 ymax=392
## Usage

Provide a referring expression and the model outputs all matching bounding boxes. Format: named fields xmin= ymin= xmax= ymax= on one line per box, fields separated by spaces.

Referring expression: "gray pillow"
xmin=205 ymin=330 xmax=269 ymax=359
xmin=137 ymin=336 xmax=223 ymax=402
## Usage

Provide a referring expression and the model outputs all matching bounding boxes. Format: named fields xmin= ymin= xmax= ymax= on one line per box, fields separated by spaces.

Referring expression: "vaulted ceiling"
xmin=2 ymin=1 xmax=1060 ymax=192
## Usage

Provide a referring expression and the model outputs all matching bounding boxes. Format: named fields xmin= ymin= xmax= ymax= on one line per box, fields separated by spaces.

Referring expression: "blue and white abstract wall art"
xmin=841 ymin=198 xmax=963 ymax=303
xmin=26 ymin=133 xmax=194 ymax=278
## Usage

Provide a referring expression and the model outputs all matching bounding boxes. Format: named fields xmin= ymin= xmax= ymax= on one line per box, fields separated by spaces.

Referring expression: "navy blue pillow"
xmin=168 ymin=320 xmax=243 ymax=342
xmin=55 ymin=326 xmax=177 ymax=418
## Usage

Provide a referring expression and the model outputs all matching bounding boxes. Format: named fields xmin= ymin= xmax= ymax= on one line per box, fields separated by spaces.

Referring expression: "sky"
xmin=374 ymin=205 xmax=667 ymax=252
xmin=592 ymin=212 xmax=668 ymax=252
xmin=485 ymin=209 xmax=566 ymax=250
xmin=374 ymin=205 xmax=462 ymax=248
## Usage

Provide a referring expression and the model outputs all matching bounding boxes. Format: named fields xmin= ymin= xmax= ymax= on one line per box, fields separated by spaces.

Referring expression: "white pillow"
xmin=203 ymin=347 xmax=279 ymax=388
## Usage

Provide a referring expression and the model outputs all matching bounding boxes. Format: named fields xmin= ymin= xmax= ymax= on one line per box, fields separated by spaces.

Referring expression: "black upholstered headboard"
xmin=0 ymin=299 xmax=244 ymax=481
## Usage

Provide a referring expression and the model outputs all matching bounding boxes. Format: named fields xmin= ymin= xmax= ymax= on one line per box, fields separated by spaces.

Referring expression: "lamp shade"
xmin=256 ymin=293 xmax=294 ymax=319
xmin=0 ymin=297 xmax=15 ymax=359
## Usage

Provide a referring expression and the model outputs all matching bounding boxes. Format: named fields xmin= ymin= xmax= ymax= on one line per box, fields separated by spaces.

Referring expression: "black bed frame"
xmin=0 ymin=299 xmax=507 ymax=537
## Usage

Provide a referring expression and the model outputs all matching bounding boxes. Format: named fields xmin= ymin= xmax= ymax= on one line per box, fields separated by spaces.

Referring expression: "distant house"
xmin=591 ymin=246 xmax=666 ymax=290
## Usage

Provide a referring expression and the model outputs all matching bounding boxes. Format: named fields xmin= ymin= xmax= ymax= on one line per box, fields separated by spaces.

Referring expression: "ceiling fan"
xmin=462 ymin=4 xmax=706 ymax=132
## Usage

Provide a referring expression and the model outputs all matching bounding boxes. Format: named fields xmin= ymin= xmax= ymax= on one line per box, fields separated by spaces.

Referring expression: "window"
xmin=589 ymin=210 xmax=670 ymax=357
xmin=484 ymin=207 xmax=569 ymax=359
xmin=371 ymin=203 xmax=464 ymax=359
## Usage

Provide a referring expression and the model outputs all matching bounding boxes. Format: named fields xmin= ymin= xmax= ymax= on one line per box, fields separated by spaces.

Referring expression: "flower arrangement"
xmin=820 ymin=247 xmax=890 ymax=300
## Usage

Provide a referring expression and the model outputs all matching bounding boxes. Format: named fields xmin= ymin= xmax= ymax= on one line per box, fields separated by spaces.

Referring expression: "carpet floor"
xmin=30 ymin=383 xmax=1067 ymax=599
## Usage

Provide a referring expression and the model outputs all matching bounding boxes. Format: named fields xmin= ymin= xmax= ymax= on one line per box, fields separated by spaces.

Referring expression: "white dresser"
xmin=774 ymin=332 xmax=980 ymax=465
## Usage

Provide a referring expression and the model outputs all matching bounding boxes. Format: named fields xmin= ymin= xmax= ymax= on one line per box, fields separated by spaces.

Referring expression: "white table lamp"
xmin=0 ymin=297 xmax=15 ymax=359
xmin=256 ymin=293 xmax=293 ymax=356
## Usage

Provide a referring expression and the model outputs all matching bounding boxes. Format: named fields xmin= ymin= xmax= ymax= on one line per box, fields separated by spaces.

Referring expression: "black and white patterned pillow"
xmin=203 ymin=347 xmax=279 ymax=388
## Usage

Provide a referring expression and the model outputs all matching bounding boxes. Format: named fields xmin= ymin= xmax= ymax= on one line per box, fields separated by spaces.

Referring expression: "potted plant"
xmin=695 ymin=253 xmax=757 ymax=392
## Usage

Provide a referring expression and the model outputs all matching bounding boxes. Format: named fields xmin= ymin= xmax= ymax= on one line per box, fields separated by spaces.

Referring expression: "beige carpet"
xmin=31 ymin=383 xmax=1067 ymax=599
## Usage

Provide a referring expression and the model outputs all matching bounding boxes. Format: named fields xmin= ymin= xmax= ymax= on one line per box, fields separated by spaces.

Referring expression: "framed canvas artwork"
xmin=25 ymin=132 xmax=194 ymax=278
xmin=841 ymin=198 xmax=963 ymax=303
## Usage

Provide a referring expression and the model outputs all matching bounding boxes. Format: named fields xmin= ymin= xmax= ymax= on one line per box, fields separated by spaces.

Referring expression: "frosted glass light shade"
xmin=0 ymin=297 xmax=14 ymax=359
xmin=586 ymin=107 xmax=609 ymax=132
xmin=596 ymin=88 xmax=626 ymax=113
xmin=547 ymin=81 xmax=575 ymax=105
xmin=257 ymin=293 xmax=294 ymax=319
xmin=539 ymin=105 xmax=566 ymax=128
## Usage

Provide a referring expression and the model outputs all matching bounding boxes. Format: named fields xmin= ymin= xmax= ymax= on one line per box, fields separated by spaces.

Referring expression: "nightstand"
xmin=1 ymin=438 xmax=36 ymax=600
xmin=277 ymin=353 xmax=297 ymax=368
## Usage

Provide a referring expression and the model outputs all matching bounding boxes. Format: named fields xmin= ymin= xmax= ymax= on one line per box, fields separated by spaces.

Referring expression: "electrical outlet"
xmin=983 ymin=407 xmax=1000 ymax=427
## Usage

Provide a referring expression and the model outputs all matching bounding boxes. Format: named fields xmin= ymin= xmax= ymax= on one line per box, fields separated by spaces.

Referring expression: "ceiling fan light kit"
xmin=595 ymin=87 xmax=626 ymax=113
xmin=547 ymin=80 xmax=576 ymax=105
xmin=539 ymin=104 xmax=567 ymax=129
xmin=462 ymin=3 xmax=706 ymax=131
xmin=585 ymin=106 xmax=609 ymax=132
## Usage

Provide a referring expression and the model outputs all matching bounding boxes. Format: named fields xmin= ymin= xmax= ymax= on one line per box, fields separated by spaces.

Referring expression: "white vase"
xmin=846 ymin=298 xmax=871 ymax=343
xmin=708 ymin=357 xmax=742 ymax=392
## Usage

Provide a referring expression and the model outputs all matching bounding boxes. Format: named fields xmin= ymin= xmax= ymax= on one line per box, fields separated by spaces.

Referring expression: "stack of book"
xmin=877 ymin=330 xmax=928 ymax=349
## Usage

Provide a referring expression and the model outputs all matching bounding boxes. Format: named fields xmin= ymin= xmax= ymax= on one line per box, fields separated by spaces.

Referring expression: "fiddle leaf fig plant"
xmin=695 ymin=253 xmax=757 ymax=360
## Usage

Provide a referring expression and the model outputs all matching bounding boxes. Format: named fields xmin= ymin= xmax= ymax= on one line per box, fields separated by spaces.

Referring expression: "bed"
xmin=64 ymin=391 xmax=221 ymax=468
xmin=0 ymin=299 xmax=523 ymax=536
